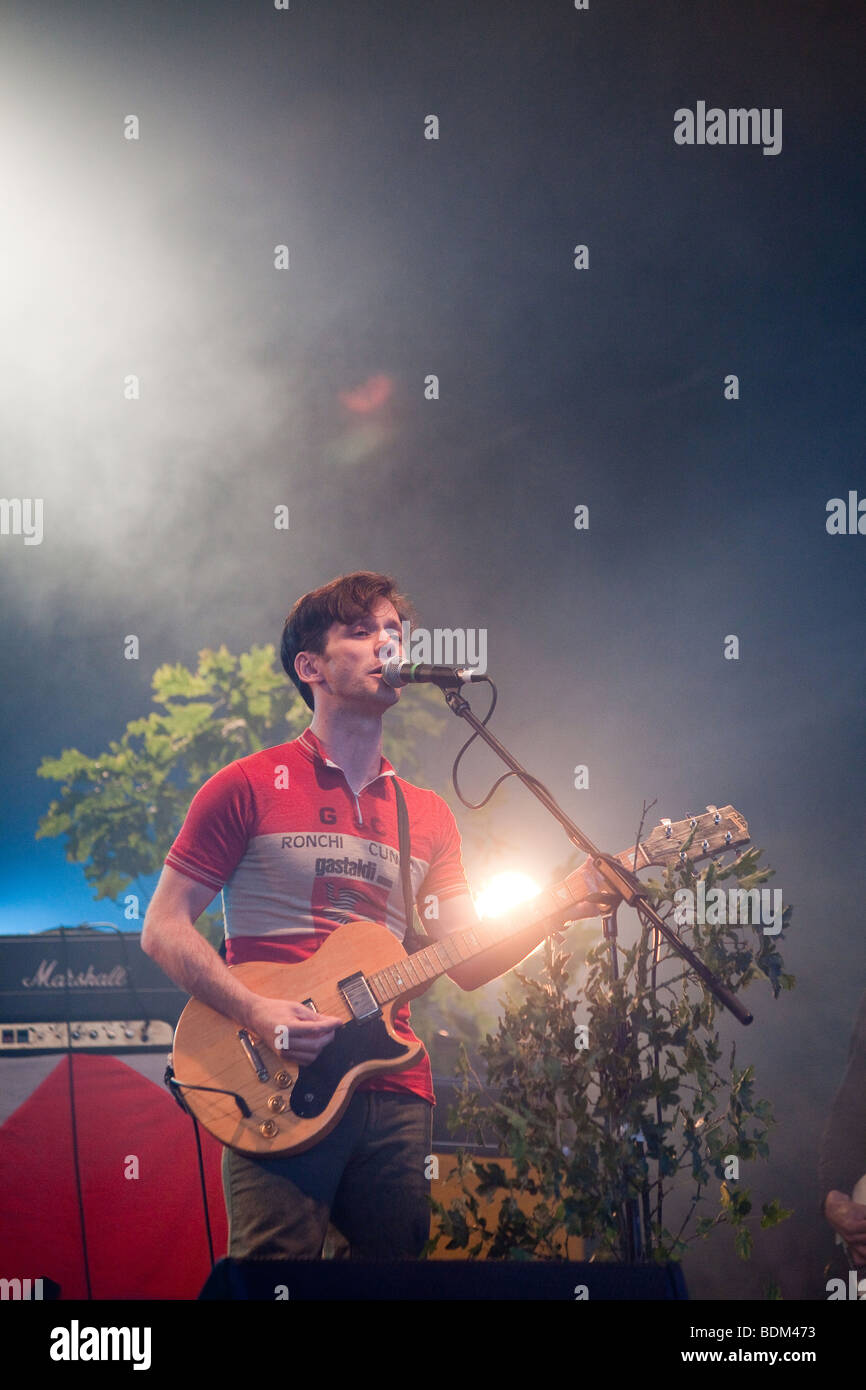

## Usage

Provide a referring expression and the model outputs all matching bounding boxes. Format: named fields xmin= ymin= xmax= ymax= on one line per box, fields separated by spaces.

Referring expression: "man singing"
xmin=142 ymin=571 xmax=601 ymax=1259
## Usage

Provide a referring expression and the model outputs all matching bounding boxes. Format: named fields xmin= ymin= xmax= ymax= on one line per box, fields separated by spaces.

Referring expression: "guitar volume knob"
xmin=274 ymin=1070 xmax=293 ymax=1089
xmin=259 ymin=1120 xmax=279 ymax=1139
xmin=267 ymin=1095 xmax=287 ymax=1113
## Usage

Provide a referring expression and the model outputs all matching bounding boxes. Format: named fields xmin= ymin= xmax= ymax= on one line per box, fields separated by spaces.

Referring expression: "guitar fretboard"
xmin=366 ymin=870 xmax=591 ymax=1006
xmin=364 ymin=804 xmax=747 ymax=1007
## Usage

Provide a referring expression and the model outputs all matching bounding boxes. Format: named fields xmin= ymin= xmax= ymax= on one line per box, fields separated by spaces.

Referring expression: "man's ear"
xmin=295 ymin=650 xmax=322 ymax=689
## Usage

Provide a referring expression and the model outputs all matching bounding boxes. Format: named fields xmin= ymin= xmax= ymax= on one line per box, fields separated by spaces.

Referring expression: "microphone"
xmin=381 ymin=659 xmax=486 ymax=688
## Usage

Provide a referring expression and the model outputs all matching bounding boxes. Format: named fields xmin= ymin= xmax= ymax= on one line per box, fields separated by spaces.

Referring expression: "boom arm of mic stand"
xmin=442 ymin=687 xmax=753 ymax=1027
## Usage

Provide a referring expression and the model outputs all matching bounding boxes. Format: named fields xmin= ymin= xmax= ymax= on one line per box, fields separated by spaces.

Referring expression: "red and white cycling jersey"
xmin=165 ymin=727 xmax=469 ymax=1102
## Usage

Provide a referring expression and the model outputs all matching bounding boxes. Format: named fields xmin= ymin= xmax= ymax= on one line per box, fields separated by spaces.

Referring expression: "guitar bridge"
xmin=338 ymin=972 xmax=380 ymax=1022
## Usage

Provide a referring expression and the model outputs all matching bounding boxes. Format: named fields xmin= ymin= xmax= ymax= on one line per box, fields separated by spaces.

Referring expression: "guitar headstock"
xmin=633 ymin=805 xmax=750 ymax=871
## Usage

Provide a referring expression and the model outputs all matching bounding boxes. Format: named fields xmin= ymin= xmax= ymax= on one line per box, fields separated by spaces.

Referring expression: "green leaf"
xmin=734 ymin=1226 xmax=753 ymax=1260
xmin=760 ymin=1200 xmax=793 ymax=1229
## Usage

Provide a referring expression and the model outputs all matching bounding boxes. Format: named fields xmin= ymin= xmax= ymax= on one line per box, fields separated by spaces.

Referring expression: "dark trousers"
xmin=222 ymin=1091 xmax=433 ymax=1260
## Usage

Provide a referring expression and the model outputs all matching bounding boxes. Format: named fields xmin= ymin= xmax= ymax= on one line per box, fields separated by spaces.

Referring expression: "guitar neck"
xmin=367 ymin=861 xmax=612 ymax=1008
xmin=366 ymin=803 xmax=749 ymax=1008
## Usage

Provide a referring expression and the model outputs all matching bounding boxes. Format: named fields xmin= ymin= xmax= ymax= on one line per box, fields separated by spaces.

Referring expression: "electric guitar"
xmin=170 ymin=804 xmax=749 ymax=1155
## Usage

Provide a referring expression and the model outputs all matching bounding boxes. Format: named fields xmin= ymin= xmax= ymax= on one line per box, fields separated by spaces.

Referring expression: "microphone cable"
xmin=451 ymin=677 xmax=555 ymax=812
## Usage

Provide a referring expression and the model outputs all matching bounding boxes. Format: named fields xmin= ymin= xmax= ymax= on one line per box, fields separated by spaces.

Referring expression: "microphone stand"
xmin=438 ymin=681 xmax=753 ymax=1262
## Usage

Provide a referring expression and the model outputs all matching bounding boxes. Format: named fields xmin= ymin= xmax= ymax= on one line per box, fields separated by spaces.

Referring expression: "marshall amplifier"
xmin=0 ymin=927 xmax=189 ymax=1053
xmin=0 ymin=928 xmax=220 ymax=1298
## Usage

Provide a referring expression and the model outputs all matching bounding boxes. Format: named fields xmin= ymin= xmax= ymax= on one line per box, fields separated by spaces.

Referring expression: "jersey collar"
xmin=297 ymin=727 xmax=396 ymax=784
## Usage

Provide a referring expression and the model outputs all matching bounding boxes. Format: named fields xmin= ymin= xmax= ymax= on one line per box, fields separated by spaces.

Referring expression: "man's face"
xmin=301 ymin=598 xmax=404 ymax=712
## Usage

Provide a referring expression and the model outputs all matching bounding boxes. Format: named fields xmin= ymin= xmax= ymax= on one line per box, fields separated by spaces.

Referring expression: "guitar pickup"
xmin=338 ymin=972 xmax=381 ymax=1022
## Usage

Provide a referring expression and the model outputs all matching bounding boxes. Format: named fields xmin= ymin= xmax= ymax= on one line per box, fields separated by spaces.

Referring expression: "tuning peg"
xmin=701 ymin=840 xmax=709 ymax=852
xmin=661 ymin=817 xmax=672 ymax=838
xmin=706 ymin=804 xmax=721 ymax=824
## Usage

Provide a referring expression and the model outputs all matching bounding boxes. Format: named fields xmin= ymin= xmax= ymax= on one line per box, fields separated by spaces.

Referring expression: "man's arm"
xmin=141 ymin=865 xmax=341 ymax=1063
xmin=424 ymin=859 xmax=602 ymax=992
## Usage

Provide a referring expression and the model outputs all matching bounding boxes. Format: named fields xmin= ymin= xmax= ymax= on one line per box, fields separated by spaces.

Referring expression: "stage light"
xmin=474 ymin=871 xmax=541 ymax=920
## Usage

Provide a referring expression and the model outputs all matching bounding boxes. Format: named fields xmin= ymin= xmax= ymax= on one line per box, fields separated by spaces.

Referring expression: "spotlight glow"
xmin=474 ymin=871 xmax=541 ymax=920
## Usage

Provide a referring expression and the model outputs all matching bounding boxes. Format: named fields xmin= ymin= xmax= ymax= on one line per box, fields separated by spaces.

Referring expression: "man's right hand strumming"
xmin=141 ymin=865 xmax=343 ymax=1068
xmin=244 ymin=996 xmax=343 ymax=1067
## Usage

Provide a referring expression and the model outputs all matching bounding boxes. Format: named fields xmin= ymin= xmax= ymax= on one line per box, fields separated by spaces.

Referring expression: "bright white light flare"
xmin=474 ymin=871 xmax=541 ymax=920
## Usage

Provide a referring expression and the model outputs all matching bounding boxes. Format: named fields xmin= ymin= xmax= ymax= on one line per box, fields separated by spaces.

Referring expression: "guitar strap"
xmin=392 ymin=777 xmax=430 ymax=955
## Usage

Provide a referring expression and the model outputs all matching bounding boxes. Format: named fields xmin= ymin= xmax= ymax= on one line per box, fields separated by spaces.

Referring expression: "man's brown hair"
xmin=280 ymin=571 xmax=416 ymax=710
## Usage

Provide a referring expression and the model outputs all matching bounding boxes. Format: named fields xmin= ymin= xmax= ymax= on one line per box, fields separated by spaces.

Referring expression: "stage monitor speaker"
xmin=199 ymin=1257 xmax=688 ymax=1300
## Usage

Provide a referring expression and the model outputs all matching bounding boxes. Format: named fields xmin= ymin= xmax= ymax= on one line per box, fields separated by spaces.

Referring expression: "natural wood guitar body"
xmin=171 ymin=919 xmax=421 ymax=1155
